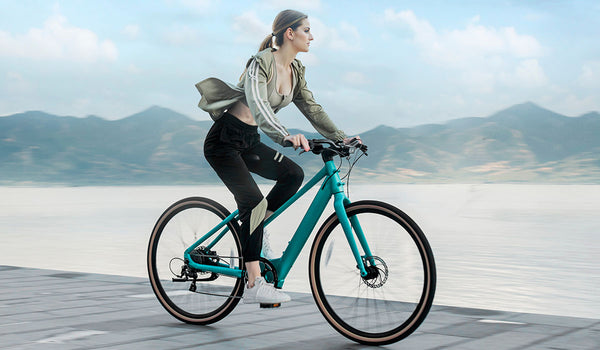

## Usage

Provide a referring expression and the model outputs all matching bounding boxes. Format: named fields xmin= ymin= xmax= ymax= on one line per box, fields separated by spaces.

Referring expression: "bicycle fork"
xmin=318 ymin=154 xmax=376 ymax=279
xmin=332 ymin=194 xmax=375 ymax=277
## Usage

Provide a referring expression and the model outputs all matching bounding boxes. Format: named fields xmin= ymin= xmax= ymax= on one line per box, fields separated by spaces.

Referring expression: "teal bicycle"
xmin=147 ymin=139 xmax=436 ymax=345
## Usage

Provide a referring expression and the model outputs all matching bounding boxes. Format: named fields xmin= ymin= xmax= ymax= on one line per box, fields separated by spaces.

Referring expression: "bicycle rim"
xmin=147 ymin=197 xmax=244 ymax=324
xmin=310 ymin=201 xmax=436 ymax=345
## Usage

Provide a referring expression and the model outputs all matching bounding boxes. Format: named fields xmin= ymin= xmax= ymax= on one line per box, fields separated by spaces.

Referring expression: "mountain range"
xmin=1 ymin=102 xmax=599 ymax=185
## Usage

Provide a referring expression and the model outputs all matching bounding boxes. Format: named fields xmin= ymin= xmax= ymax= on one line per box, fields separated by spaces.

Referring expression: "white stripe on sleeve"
xmin=249 ymin=60 xmax=288 ymax=137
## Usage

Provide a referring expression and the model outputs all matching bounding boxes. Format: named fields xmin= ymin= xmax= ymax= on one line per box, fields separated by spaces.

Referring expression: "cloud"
xmin=342 ymin=71 xmax=369 ymax=86
xmin=514 ymin=59 xmax=547 ymax=87
xmin=122 ymin=25 xmax=140 ymax=40
xmin=310 ymin=18 xmax=361 ymax=52
xmin=0 ymin=14 xmax=117 ymax=62
xmin=4 ymin=72 xmax=33 ymax=93
xmin=178 ymin=0 xmax=217 ymax=14
xmin=260 ymin=0 xmax=322 ymax=11
xmin=384 ymin=9 xmax=542 ymax=67
xmin=579 ymin=61 xmax=600 ymax=88
xmin=162 ymin=25 xmax=201 ymax=46
xmin=299 ymin=52 xmax=319 ymax=66
xmin=232 ymin=11 xmax=271 ymax=44
xmin=127 ymin=64 xmax=142 ymax=74
xmin=542 ymin=91 xmax=600 ymax=118
xmin=383 ymin=9 xmax=546 ymax=92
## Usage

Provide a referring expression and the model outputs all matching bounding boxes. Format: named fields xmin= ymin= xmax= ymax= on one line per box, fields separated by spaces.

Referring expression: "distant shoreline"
xmin=2 ymin=180 xmax=600 ymax=187
xmin=3 ymin=103 xmax=599 ymax=185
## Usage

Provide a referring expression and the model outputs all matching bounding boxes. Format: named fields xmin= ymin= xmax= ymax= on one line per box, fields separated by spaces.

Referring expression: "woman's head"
xmin=259 ymin=9 xmax=309 ymax=51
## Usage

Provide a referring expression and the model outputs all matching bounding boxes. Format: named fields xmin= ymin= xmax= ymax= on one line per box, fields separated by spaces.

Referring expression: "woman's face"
xmin=290 ymin=19 xmax=313 ymax=52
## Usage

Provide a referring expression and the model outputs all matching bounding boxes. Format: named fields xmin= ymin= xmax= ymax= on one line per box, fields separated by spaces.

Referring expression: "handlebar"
xmin=284 ymin=138 xmax=368 ymax=159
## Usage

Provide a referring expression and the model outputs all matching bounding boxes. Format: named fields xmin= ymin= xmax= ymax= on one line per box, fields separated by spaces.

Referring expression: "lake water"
xmin=1 ymin=184 xmax=598 ymax=319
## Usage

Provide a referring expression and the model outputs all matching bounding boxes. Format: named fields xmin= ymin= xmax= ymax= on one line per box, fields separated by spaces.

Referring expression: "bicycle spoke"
xmin=310 ymin=201 xmax=435 ymax=345
xmin=148 ymin=198 xmax=243 ymax=324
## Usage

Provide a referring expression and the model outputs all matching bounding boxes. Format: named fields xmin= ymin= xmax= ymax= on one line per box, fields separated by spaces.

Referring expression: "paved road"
xmin=0 ymin=265 xmax=598 ymax=349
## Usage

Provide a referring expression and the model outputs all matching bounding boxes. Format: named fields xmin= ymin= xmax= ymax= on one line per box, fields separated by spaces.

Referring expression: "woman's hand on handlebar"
xmin=343 ymin=136 xmax=362 ymax=145
xmin=284 ymin=134 xmax=310 ymax=152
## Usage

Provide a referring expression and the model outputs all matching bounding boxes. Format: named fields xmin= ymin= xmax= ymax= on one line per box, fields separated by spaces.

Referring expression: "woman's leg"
xmin=204 ymin=118 xmax=291 ymax=303
xmin=242 ymin=143 xmax=304 ymax=213
xmin=204 ymin=152 xmax=266 ymax=283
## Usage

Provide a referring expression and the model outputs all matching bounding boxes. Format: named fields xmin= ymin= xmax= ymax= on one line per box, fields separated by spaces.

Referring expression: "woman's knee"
xmin=287 ymin=161 xmax=304 ymax=187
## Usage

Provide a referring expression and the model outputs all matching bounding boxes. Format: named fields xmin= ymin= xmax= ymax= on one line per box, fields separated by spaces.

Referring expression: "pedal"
xmin=260 ymin=303 xmax=281 ymax=308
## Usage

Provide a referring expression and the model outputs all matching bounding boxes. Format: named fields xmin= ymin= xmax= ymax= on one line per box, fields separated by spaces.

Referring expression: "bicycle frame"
xmin=183 ymin=157 xmax=373 ymax=288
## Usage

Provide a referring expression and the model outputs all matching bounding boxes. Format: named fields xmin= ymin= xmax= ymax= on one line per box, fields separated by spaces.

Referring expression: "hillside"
xmin=1 ymin=103 xmax=599 ymax=185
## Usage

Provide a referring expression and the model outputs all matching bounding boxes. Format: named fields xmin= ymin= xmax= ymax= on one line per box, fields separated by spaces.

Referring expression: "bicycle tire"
xmin=309 ymin=200 xmax=436 ymax=345
xmin=147 ymin=197 xmax=244 ymax=325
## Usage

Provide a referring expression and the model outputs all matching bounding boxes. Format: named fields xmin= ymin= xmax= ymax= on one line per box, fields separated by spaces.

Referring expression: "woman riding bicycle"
xmin=196 ymin=9 xmax=359 ymax=305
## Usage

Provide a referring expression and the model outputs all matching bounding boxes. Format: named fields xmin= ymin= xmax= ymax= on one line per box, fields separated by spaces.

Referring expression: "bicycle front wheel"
xmin=309 ymin=200 xmax=436 ymax=345
xmin=147 ymin=197 xmax=244 ymax=325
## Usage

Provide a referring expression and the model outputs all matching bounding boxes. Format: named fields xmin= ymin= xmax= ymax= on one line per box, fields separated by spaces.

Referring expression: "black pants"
xmin=204 ymin=113 xmax=304 ymax=262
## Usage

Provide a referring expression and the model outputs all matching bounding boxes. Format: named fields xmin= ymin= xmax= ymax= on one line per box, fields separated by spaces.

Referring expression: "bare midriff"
xmin=227 ymin=101 xmax=257 ymax=126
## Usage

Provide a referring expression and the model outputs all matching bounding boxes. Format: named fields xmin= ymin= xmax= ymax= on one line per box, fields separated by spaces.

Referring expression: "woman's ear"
xmin=285 ymin=27 xmax=294 ymax=41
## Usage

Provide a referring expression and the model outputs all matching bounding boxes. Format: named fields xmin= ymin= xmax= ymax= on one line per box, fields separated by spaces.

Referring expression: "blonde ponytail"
xmin=259 ymin=34 xmax=274 ymax=51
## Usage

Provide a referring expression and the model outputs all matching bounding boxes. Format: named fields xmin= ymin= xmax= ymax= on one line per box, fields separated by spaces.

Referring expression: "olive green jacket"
xmin=195 ymin=48 xmax=346 ymax=145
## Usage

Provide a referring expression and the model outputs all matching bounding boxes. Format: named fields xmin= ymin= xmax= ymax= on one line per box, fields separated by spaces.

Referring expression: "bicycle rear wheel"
xmin=147 ymin=197 xmax=244 ymax=325
xmin=309 ymin=200 xmax=436 ymax=345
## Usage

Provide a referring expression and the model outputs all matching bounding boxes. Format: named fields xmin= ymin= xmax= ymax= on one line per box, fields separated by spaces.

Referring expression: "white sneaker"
xmin=261 ymin=229 xmax=275 ymax=259
xmin=243 ymin=277 xmax=291 ymax=304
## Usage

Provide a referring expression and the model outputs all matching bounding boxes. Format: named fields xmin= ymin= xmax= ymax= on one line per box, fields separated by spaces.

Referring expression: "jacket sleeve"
xmin=243 ymin=57 xmax=290 ymax=145
xmin=293 ymin=65 xmax=347 ymax=142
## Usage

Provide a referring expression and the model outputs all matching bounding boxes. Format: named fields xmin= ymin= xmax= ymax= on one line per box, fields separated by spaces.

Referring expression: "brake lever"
xmin=359 ymin=144 xmax=368 ymax=155
xmin=298 ymin=140 xmax=315 ymax=155
xmin=345 ymin=138 xmax=368 ymax=155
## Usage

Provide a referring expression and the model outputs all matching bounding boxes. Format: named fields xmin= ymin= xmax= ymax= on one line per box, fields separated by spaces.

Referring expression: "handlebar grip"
xmin=283 ymin=140 xmax=293 ymax=147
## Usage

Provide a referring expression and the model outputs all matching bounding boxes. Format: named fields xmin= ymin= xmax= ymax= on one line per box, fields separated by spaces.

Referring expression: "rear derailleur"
xmin=171 ymin=247 xmax=221 ymax=292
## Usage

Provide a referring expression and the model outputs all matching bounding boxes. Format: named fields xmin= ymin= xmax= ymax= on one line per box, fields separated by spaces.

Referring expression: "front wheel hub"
xmin=361 ymin=256 xmax=388 ymax=288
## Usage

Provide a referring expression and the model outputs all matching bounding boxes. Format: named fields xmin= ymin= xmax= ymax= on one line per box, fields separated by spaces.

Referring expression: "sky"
xmin=1 ymin=0 xmax=599 ymax=134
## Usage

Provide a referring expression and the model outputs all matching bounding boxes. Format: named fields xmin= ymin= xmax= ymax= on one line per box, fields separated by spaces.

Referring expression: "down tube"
xmin=264 ymin=167 xmax=328 ymax=226
xmin=272 ymin=183 xmax=333 ymax=287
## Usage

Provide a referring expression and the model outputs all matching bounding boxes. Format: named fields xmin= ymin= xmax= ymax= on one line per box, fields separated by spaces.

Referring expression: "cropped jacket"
xmin=195 ymin=48 xmax=346 ymax=145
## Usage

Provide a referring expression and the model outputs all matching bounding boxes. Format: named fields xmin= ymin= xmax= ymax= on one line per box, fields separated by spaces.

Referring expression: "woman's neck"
xmin=273 ymin=45 xmax=297 ymax=67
